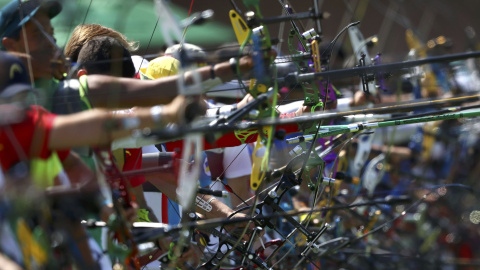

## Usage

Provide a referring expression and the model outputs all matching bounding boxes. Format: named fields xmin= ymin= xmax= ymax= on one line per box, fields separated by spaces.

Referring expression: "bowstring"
xmin=10 ymin=2 xmax=284 ymax=269
xmin=196 ymin=4 xmax=273 ymax=268
xmin=15 ymin=0 xmax=35 ymax=92
xmin=203 ymin=3 xmax=357 ymax=267
xmin=290 ymin=19 xmax=349 ymax=247
xmin=3 ymin=2 xmax=97 ymax=266
xmin=62 ymin=0 xmax=94 ymax=49
xmin=134 ymin=18 xmax=159 ymax=76
xmin=41 ymin=0 xmax=478 ymax=267
xmin=266 ymin=8 xmax=368 ymax=264
xmin=5 ymin=3 xmax=38 ymax=186
xmin=208 ymin=142 xmax=254 ymax=209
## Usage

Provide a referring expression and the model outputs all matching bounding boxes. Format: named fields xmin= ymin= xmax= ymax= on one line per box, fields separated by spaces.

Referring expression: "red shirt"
xmin=0 ymin=105 xmax=69 ymax=171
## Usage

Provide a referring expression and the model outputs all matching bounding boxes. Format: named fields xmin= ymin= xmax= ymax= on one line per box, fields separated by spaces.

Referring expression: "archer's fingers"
xmin=51 ymin=58 xmax=68 ymax=80
xmin=372 ymin=93 xmax=382 ymax=104
xmin=177 ymin=245 xmax=201 ymax=268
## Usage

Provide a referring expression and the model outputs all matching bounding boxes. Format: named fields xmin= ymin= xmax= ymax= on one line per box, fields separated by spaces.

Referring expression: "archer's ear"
xmin=2 ymin=37 xmax=17 ymax=51
xmin=77 ymin=69 xmax=88 ymax=78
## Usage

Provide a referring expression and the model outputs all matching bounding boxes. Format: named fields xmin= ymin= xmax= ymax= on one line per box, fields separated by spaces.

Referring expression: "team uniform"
xmin=0 ymin=105 xmax=69 ymax=186
xmin=0 ymin=104 xmax=113 ymax=269
xmin=33 ymin=76 xmax=144 ymax=268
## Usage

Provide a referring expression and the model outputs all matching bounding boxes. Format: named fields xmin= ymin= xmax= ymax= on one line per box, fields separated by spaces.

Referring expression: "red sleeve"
xmin=0 ymin=106 xmax=61 ymax=171
xmin=30 ymin=106 xmax=58 ymax=159
xmin=0 ymin=110 xmax=35 ymax=170
xmin=164 ymin=123 xmax=300 ymax=155
xmin=57 ymin=150 xmax=71 ymax=161
xmin=33 ymin=106 xmax=70 ymax=161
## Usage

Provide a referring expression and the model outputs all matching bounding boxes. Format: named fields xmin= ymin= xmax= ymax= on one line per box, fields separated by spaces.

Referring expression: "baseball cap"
xmin=0 ymin=51 xmax=33 ymax=99
xmin=0 ymin=0 xmax=62 ymax=40
xmin=144 ymin=56 xmax=180 ymax=79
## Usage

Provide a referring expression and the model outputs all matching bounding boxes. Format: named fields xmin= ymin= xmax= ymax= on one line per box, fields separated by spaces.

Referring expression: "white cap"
xmin=165 ymin=43 xmax=206 ymax=60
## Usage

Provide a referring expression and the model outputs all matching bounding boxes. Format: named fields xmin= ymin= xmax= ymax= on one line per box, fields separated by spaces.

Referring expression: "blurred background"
xmin=2 ymin=0 xmax=480 ymax=268
xmin=10 ymin=0 xmax=478 ymax=61
xmin=1 ymin=0 xmax=478 ymax=61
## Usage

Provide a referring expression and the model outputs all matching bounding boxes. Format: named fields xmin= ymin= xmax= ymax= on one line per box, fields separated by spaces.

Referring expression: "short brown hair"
xmin=64 ymin=24 xmax=138 ymax=62
xmin=77 ymin=36 xmax=135 ymax=78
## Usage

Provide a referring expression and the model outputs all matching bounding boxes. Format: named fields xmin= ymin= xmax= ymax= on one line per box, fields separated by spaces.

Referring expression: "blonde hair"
xmin=64 ymin=24 xmax=139 ymax=62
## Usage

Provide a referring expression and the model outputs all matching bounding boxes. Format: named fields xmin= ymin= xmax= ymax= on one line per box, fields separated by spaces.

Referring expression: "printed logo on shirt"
xmin=9 ymin=64 xmax=22 ymax=79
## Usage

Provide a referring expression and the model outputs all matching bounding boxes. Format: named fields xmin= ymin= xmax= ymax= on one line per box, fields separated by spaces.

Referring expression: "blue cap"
xmin=0 ymin=0 xmax=61 ymax=40
xmin=0 ymin=51 xmax=33 ymax=99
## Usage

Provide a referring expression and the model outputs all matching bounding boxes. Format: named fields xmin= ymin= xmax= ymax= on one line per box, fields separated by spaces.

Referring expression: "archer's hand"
xmin=51 ymin=54 xmax=68 ymax=81
xmin=100 ymin=202 xmax=138 ymax=224
xmin=236 ymin=94 xmax=255 ymax=109
xmin=237 ymin=49 xmax=277 ymax=74
xmin=215 ymin=49 xmax=277 ymax=81
xmin=350 ymin=90 xmax=380 ymax=107
xmin=175 ymin=243 xmax=202 ymax=269
xmin=226 ymin=212 xmax=264 ymax=242
xmin=162 ymin=95 xmax=207 ymax=124
xmin=236 ymin=92 xmax=281 ymax=110
xmin=156 ymin=236 xmax=203 ymax=269
xmin=0 ymin=253 xmax=22 ymax=270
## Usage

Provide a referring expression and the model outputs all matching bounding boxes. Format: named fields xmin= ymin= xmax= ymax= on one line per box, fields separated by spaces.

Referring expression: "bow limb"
xmin=282 ymin=3 xmax=324 ymax=118
xmin=259 ymin=137 xmax=356 ymax=268
xmin=244 ymin=0 xmax=279 ymax=192
xmin=153 ymin=0 xmax=204 ymax=267
xmin=229 ymin=8 xmax=266 ymax=191
xmin=404 ymin=29 xmax=443 ymax=164
xmin=285 ymin=5 xmax=336 ymax=241
xmin=347 ymin=25 xmax=379 ymax=96
xmin=361 ymin=153 xmax=386 ymax=196
xmin=93 ymin=148 xmax=141 ymax=269
xmin=347 ymin=26 xmax=378 ymax=178
xmin=194 ymin=4 xmax=284 ymax=268
xmin=229 ymin=1 xmax=279 ymax=191
xmin=242 ymin=5 xmax=345 ymax=266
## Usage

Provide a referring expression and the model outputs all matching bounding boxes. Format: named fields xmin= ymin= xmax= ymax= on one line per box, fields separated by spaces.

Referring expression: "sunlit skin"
xmin=2 ymin=12 xmax=66 ymax=80
xmin=3 ymin=11 xmax=266 ymax=109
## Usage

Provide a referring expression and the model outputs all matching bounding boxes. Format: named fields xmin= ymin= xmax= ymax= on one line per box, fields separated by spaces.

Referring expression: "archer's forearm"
xmin=86 ymin=75 xmax=179 ymax=108
xmin=196 ymin=195 xmax=234 ymax=220
xmin=49 ymin=107 xmax=168 ymax=150
xmin=86 ymin=63 xmax=239 ymax=109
